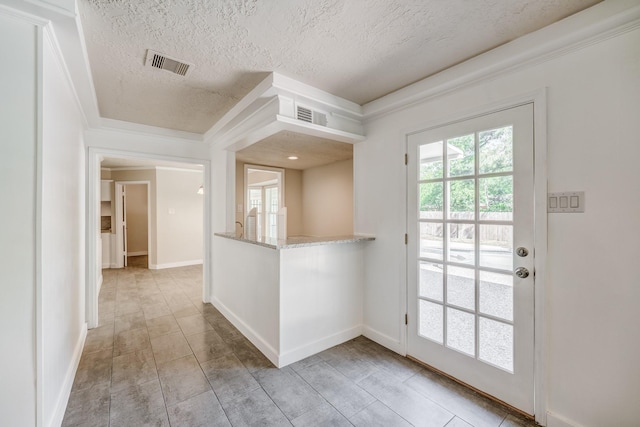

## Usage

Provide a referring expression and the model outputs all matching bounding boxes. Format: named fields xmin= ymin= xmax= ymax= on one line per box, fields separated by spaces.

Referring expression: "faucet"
xmin=235 ymin=221 xmax=243 ymax=238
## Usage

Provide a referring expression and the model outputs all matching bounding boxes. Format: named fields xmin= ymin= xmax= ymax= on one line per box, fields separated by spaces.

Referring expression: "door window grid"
xmin=265 ymin=185 xmax=278 ymax=239
xmin=249 ymin=185 xmax=280 ymax=239
xmin=416 ymin=126 xmax=515 ymax=372
xmin=249 ymin=187 xmax=263 ymax=237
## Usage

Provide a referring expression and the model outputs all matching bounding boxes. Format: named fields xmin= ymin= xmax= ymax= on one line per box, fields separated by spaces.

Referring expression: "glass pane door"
xmin=248 ymin=187 xmax=262 ymax=237
xmin=407 ymin=104 xmax=535 ymax=414
xmin=265 ymin=185 xmax=278 ymax=239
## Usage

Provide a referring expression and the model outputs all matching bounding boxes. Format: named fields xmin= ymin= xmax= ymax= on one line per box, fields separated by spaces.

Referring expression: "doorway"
xmin=88 ymin=152 xmax=211 ymax=330
xmin=114 ymin=182 xmax=150 ymax=269
xmin=406 ymin=104 xmax=535 ymax=414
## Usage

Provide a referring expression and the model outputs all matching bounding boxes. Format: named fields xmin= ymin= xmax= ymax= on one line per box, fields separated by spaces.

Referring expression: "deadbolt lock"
xmin=516 ymin=247 xmax=529 ymax=257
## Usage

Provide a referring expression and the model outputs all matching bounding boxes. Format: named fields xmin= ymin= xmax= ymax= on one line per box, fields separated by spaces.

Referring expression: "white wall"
xmin=285 ymin=168 xmax=303 ymax=236
xmin=155 ymin=168 xmax=204 ymax=267
xmin=302 ymin=159 xmax=353 ymax=237
xmin=280 ymin=243 xmax=363 ymax=364
xmin=355 ymin=7 xmax=640 ymax=426
xmin=212 ymin=236 xmax=281 ymax=360
xmin=208 ymin=145 xmax=234 ymax=303
xmin=0 ymin=13 xmax=38 ymax=426
xmin=41 ymin=30 xmax=87 ymax=426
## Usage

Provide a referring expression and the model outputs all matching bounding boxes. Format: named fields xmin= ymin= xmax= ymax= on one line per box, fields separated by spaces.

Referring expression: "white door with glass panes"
xmin=248 ymin=185 xmax=279 ymax=239
xmin=248 ymin=187 xmax=263 ymax=237
xmin=407 ymin=104 xmax=535 ymax=414
xmin=265 ymin=185 xmax=278 ymax=239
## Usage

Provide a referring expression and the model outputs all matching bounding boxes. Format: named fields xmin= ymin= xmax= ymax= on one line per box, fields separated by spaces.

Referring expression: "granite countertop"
xmin=214 ymin=232 xmax=375 ymax=249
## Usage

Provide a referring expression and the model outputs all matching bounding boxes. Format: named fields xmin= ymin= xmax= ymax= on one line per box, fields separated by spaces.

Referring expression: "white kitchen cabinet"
xmin=100 ymin=180 xmax=112 ymax=202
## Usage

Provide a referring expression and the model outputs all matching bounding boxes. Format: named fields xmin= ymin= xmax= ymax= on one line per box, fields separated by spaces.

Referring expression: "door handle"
xmin=514 ymin=267 xmax=529 ymax=279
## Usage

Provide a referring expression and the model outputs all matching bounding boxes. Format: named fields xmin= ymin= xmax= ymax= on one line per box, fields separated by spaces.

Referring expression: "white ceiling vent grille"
xmin=145 ymin=49 xmax=192 ymax=76
xmin=297 ymin=106 xmax=313 ymax=123
xmin=296 ymin=105 xmax=328 ymax=127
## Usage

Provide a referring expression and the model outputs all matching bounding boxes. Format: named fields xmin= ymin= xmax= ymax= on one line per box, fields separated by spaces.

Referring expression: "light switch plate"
xmin=548 ymin=191 xmax=585 ymax=213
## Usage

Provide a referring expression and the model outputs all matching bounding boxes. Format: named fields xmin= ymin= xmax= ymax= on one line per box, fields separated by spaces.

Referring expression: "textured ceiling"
xmin=79 ymin=0 xmax=601 ymax=134
xmin=236 ymin=131 xmax=353 ymax=170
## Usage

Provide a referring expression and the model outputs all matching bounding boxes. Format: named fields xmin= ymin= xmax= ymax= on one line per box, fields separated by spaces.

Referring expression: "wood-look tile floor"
xmin=62 ymin=257 xmax=537 ymax=427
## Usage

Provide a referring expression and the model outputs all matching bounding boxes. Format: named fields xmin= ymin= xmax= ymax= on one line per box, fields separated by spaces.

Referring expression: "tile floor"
xmin=62 ymin=257 xmax=537 ymax=427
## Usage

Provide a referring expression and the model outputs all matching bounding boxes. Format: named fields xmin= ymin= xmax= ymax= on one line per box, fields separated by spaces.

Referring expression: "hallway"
xmin=62 ymin=260 xmax=535 ymax=426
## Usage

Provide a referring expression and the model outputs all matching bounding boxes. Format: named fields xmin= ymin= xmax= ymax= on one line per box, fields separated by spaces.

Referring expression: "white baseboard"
xmin=48 ymin=323 xmax=87 ymax=427
xmin=212 ymin=297 xmax=362 ymax=368
xmin=211 ymin=297 xmax=280 ymax=367
xmin=128 ymin=251 xmax=148 ymax=256
xmin=149 ymin=259 xmax=203 ymax=270
xmin=278 ymin=325 xmax=362 ymax=368
xmin=547 ymin=411 xmax=583 ymax=427
xmin=362 ymin=326 xmax=404 ymax=355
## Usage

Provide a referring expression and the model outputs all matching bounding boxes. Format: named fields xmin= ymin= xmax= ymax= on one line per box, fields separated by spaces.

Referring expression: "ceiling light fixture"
xmin=288 ymin=156 xmax=298 ymax=160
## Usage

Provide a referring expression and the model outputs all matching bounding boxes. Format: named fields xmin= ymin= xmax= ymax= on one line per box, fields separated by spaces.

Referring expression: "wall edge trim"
xmin=127 ymin=251 xmax=148 ymax=256
xmin=149 ymin=259 xmax=203 ymax=270
xmin=362 ymin=326 xmax=404 ymax=355
xmin=47 ymin=324 xmax=87 ymax=427
xmin=546 ymin=411 xmax=583 ymax=427
xmin=278 ymin=325 xmax=362 ymax=368
xmin=42 ymin=25 xmax=89 ymax=128
xmin=211 ymin=296 xmax=279 ymax=367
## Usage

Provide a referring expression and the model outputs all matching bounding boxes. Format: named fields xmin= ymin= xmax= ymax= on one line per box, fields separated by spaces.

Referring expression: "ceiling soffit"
xmin=236 ymin=130 xmax=352 ymax=170
xmin=208 ymin=72 xmax=364 ymax=151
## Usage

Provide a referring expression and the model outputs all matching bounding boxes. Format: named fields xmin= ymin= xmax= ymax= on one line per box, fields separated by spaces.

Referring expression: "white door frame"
xmin=402 ymin=89 xmax=548 ymax=423
xmin=114 ymin=181 xmax=151 ymax=268
xmin=86 ymin=147 xmax=211 ymax=329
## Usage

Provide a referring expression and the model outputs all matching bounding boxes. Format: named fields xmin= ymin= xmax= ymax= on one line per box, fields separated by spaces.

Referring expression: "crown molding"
xmin=101 ymin=165 xmax=202 ymax=173
xmin=106 ymin=166 xmax=155 ymax=172
xmin=99 ymin=118 xmax=204 ymax=143
xmin=0 ymin=0 xmax=73 ymax=24
xmin=155 ymin=166 xmax=204 ymax=173
xmin=362 ymin=0 xmax=640 ymax=122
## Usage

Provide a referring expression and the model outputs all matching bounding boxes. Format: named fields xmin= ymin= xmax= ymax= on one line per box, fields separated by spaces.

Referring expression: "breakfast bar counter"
xmin=212 ymin=232 xmax=374 ymax=368
xmin=214 ymin=231 xmax=374 ymax=249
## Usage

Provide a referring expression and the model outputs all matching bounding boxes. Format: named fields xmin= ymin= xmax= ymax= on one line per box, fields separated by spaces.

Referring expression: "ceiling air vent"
xmin=145 ymin=49 xmax=192 ymax=76
xmin=296 ymin=105 xmax=328 ymax=127
xmin=297 ymin=106 xmax=313 ymax=123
